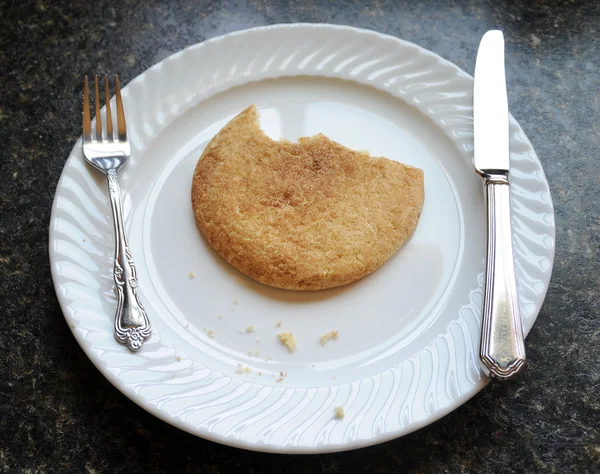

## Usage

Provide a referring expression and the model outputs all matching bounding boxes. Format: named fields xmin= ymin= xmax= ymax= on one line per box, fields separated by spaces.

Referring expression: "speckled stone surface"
xmin=1 ymin=0 xmax=599 ymax=472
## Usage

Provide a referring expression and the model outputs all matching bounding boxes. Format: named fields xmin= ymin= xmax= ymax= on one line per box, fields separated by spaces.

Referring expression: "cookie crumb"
xmin=320 ymin=330 xmax=339 ymax=345
xmin=334 ymin=406 xmax=344 ymax=419
xmin=246 ymin=325 xmax=255 ymax=333
xmin=188 ymin=271 xmax=195 ymax=279
xmin=236 ymin=364 xmax=252 ymax=374
xmin=276 ymin=320 xmax=282 ymax=328
xmin=207 ymin=329 xmax=215 ymax=338
xmin=278 ymin=331 xmax=296 ymax=352
xmin=176 ymin=356 xmax=181 ymax=362
xmin=275 ymin=372 xmax=287 ymax=383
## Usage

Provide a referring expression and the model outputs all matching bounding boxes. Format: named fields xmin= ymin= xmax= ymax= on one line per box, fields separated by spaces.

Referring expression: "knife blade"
xmin=473 ymin=30 xmax=526 ymax=380
xmin=474 ymin=30 xmax=509 ymax=174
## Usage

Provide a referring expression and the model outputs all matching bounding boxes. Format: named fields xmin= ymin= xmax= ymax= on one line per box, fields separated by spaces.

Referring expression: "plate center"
xmin=135 ymin=77 xmax=479 ymax=384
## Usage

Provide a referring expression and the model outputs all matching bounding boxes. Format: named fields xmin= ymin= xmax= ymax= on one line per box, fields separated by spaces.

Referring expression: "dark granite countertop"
xmin=1 ymin=0 xmax=599 ymax=472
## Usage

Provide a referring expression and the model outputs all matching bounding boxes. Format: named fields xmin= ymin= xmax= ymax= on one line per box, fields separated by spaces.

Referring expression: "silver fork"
xmin=82 ymin=75 xmax=151 ymax=351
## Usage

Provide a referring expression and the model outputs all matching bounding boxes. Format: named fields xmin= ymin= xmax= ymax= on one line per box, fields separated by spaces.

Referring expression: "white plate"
xmin=49 ymin=24 xmax=555 ymax=453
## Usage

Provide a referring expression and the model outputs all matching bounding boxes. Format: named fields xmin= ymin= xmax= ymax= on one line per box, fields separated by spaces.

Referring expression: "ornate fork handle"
xmin=106 ymin=169 xmax=151 ymax=350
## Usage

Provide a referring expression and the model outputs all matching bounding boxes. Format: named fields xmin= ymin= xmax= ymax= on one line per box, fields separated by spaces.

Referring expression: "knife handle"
xmin=479 ymin=173 xmax=526 ymax=380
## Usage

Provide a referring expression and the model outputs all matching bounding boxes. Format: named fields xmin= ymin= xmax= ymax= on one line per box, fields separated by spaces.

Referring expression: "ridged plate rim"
xmin=49 ymin=23 xmax=555 ymax=453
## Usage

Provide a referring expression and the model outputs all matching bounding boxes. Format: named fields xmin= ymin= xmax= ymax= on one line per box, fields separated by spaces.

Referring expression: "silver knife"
xmin=474 ymin=30 xmax=526 ymax=380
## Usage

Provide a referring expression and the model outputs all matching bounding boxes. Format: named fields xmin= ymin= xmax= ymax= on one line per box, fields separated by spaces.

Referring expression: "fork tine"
xmin=94 ymin=75 xmax=102 ymax=140
xmin=82 ymin=76 xmax=92 ymax=142
xmin=115 ymin=75 xmax=127 ymax=141
xmin=104 ymin=75 xmax=113 ymax=140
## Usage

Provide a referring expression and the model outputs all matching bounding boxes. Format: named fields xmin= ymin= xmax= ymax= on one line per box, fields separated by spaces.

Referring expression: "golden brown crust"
xmin=191 ymin=105 xmax=424 ymax=290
